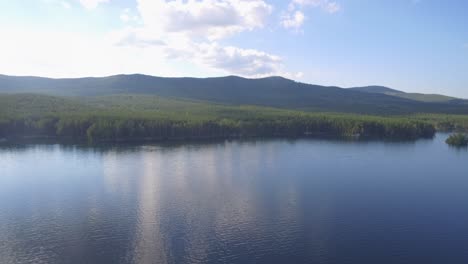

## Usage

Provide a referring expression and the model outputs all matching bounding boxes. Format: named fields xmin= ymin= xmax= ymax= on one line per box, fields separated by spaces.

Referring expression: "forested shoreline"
xmin=3 ymin=94 xmax=468 ymax=143
xmin=0 ymin=113 xmax=437 ymax=142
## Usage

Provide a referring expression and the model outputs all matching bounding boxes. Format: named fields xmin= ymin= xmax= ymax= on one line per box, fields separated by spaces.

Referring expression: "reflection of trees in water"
xmin=0 ymin=139 xmax=352 ymax=263
xmin=99 ymin=141 xmax=328 ymax=263
xmin=3 ymin=137 xmax=451 ymax=263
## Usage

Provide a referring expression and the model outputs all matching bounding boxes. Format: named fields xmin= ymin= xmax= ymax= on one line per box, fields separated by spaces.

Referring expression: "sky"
xmin=0 ymin=0 xmax=467 ymax=97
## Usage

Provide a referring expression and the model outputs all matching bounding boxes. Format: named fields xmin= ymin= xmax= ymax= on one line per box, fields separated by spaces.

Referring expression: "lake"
xmin=1 ymin=133 xmax=468 ymax=264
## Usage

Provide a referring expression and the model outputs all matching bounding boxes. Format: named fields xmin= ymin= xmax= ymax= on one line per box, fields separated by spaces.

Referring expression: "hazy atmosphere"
xmin=1 ymin=0 xmax=467 ymax=96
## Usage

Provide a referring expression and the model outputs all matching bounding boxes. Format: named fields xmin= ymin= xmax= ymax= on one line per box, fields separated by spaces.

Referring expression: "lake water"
xmin=1 ymin=134 xmax=468 ymax=264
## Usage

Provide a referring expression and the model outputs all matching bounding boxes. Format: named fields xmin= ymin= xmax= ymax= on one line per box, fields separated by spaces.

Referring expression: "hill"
xmin=349 ymin=86 xmax=404 ymax=94
xmin=0 ymin=74 xmax=467 ymax=115
xmin=349 ymin=85 xmax=458 ymax=103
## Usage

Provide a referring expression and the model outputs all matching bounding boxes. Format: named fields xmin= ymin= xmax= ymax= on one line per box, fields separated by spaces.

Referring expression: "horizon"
xmin=2 ymin=71 xmax=463 ymax=99
xmin=1 ymin=1 xmax=467 ymax=96
xmin=3 ymin=72 xmax=461 ymax=98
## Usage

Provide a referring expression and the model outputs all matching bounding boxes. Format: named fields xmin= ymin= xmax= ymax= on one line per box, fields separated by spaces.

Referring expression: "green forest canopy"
xmin=3 ymin=94 xmax=468 ymax=142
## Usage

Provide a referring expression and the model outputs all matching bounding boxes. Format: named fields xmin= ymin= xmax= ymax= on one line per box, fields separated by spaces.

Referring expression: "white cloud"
xmin=42 ymin=0 xmax=72 ymax=9
xmin=281 ymin=11 xmax=306 ymax=30
xmin=8 ymin=0 xmax=302 ymax=79
xmin=62 ymin=1 xmax=72 ymax=9
xmin=282 ymin=0 xmax=340 ymax=30
xmin=79 ymin=0 xmax=109 ymax=9
xmin=324 ymin=2 xmax=340 ymax=13
xmin=295 ymin=71 xmax=304 ymax=78
xmin=111 ymin=27 xmax=289 ymax=77
xmin=290 ymin=0 xmax=341 ymax=14
xmin=136 ymin=0 xmax=273 ymax=40
xmin=196 ymin=43 xmax=283 ymax=77
xmin=43 ymin=0 xmax=108 ymax=9
xmin=120 ymin=8 xmax=140 ymax=23
xmin=120 ymin=14 xmax=130 ymax=23
xmin=110 ymin=27 xmax=167 ymax=47
xmin=108 ymin=0 xmax=300 ymax=78
xmin=0 ymin=28 xmax=186 ymax=78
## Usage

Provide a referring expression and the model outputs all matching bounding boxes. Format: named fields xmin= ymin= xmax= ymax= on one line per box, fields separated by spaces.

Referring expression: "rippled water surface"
xmin=1 ymin=134 xmax=468 ymax=264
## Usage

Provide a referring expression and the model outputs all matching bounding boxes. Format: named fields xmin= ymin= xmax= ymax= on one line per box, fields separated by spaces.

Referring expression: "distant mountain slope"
xmin=349 ymin=85 xmax=457 ymax=103
xmin=349 ymin=86 xmax=404 ymax=94
xmin=0 ymin=74 xmax=467 ymax=115
xmin=391 ymin=93 xmax=457 ymax=103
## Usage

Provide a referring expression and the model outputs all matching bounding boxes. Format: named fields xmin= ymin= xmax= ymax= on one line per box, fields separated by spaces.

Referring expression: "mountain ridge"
xmin=349 ymin=85 xmax=458 ymax=103
xmin=0 ymin=74 xmax=466 ymax=115
xmin=349 ymin=85 xmax=405 ymax=94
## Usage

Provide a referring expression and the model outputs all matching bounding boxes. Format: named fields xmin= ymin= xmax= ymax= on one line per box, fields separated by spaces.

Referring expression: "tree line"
xmin=0 ymin=113 xmax=436 ymax=142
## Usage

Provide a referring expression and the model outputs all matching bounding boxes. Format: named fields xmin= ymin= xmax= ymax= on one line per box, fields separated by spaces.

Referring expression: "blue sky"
xmin=0 ymin=0 xmax=467 ymax=97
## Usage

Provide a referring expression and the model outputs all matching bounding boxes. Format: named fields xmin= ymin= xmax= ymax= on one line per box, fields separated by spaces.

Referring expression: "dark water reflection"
xmin=1 ymin=134 xmax=468 ymax=264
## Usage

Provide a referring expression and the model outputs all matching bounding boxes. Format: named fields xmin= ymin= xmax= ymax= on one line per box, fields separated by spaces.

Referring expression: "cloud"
xmin=109 ymin=0 xmax=300 ymax=78
xmin=281 ymin=10 xmax=306 ymax=30
xmin=46 ymin=0 xmax=106 ymax=9
xmin=9 ymin=0 xmax=301 ymax=79
xmin=112 ymin=27 xmax=288 ymax=77
xmin=136 ymin=0 xmax=272 ymax=40
xmin=42 ymin=0 xmax=72 ymax=9
xmin=120 ymin=10 xmax=130 ymax=22
xmin=113 ymin=30 xmax=166 ymax=48
xmin=196 ymin=43 xmax=283 ymax=76
xmin=79 ymin=0 xmax=109 ymax=9
xmin=323 ymin=2 xmax=340 ymax=13
xmin=290 ymin=0 xmax=341 ymax=14
xmin=282 ymin=0 xmax=340 ymax=30
xmin=0 ymin=28 xmax=186 ymax=78
xmin=120 ymin=8 xmax=140 ymax=23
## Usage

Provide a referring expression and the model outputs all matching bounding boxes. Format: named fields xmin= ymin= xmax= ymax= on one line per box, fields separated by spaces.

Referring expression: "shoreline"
xmin=0 ymin=132 xmax=437 ymax=146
